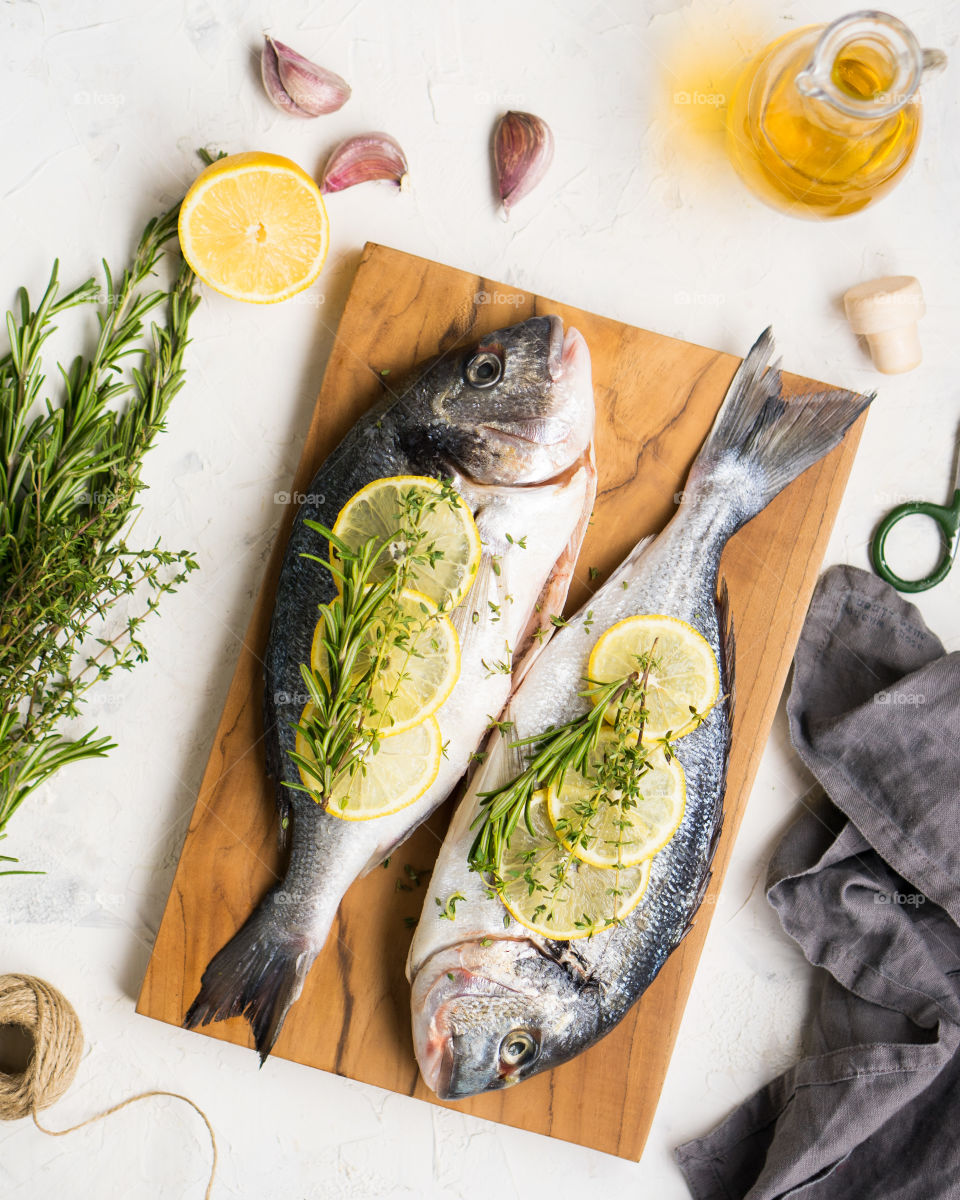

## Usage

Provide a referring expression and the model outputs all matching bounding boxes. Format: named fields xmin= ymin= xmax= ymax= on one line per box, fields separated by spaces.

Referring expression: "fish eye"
xmin=464 ymin=350 xmax=503 ymax=389
xmin=499 ymin=1029 xmax=538 ymax=1068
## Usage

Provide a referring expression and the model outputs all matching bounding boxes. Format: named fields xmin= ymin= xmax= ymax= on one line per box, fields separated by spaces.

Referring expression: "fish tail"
xmin=183 ymin=904 xmax=316 ymax=1065
xmin=689 ymin=327 xmax=873 ymax=523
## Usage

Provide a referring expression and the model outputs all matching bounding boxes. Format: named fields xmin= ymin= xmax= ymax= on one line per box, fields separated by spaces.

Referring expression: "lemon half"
xmin=178 ymin=151 xmax=330 ymax=303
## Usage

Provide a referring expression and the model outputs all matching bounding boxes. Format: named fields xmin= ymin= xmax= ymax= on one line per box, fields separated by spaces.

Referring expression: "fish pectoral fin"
xmin=450 ymin=547 xmax=494 ymax=644
xmin=480 ymin=704 xmax=525 ymax=788
xmin=512 ymin=449 xmax=598 ymax=688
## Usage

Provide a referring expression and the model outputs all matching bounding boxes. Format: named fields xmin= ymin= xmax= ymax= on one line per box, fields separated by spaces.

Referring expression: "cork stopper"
xmin=843 ymin=275 xmax=925 ymax=374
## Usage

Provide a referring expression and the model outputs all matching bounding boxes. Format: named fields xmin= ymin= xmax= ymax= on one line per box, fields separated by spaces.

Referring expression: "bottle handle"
xmin=921 ymin=49 xmax=948 ymax=78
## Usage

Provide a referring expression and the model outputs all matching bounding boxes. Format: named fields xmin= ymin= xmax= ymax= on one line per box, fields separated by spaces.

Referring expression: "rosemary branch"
xmin=0 ymin=203 xmax=200 ymax=875
xmin=468 ymin=672 xmax=638 ymax=875
xmin=287 ymin=479 xmax=463 ymax=811
xmin=469 ymin=638 xmax=709 ymax=889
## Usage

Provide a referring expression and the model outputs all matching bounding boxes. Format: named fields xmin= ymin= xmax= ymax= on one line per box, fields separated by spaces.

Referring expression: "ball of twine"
xmin=0 ymin=973 xmax=82 ymax=1119
xmin=0 ymin=973 xmax=216 ymax=1198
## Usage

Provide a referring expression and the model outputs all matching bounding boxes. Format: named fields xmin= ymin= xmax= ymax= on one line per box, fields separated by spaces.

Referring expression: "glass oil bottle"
xmin=726 ymin=11 xmax=945 ymax=218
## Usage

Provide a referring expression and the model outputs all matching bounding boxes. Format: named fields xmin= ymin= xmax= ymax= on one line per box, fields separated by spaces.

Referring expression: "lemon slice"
xmin=546 ymin=732 xmax=685 ymax=868
xmin=331 ymin=476 xmax=481 ymax=609
xmin=295 ymin=705 xmax=441 ymax=820
xmin=178 ymin=151 xmax=330 ymax=303
xmin=310 ymin=588 xmax=459 ymax=737
xmin=497 ymin=789 xmax=651 ymax=940
xmin=588 ymin=614 xmax=720 ymax=740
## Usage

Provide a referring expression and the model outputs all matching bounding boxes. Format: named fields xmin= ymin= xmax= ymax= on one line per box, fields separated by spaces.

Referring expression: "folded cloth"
xmin=676 ymin=564 xmax=960 ymax=1200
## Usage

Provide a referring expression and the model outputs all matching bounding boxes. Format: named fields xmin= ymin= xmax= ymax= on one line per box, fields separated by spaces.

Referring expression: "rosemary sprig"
xmin=468 ymin=666 xmax=646 ymax=876
xmin=469 ymin=638 xmax=711 ymax=895
xmin=287 ymin=479 xmax=463 ymax=810
xmin=550 ymin=646 xmax=668 ymax=869
xmin=0 ymin=203 xmax=199 ymax=874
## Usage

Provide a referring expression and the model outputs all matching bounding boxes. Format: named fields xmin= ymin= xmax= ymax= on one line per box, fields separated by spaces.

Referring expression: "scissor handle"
xmin=871 ymin=490 xmax=960 ymax=593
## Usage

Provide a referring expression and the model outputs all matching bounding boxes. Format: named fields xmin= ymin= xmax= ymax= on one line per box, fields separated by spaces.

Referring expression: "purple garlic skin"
xmin=493 ymin=111 xmax=554 ymax=215
xmin=320 ymin=133 xmax=409 ymax=195
xmin=261 ymin=35 xmax=351 ymax=117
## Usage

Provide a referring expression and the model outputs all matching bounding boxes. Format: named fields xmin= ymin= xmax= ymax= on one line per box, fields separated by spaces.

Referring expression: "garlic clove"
xmin=493 ymin=111 xmax=554 ymax=217
xmin=320 ymin=133 xmax=410 ymax=194
xmin=261 ymin=35 xmax=351 ymax=118
xmin=261 ymin=36 xmax=302 ymax=116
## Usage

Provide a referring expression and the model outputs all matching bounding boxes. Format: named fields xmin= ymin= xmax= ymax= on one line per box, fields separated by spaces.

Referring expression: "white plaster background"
xmin=1 ymin=1 xmax=958 ymax=1196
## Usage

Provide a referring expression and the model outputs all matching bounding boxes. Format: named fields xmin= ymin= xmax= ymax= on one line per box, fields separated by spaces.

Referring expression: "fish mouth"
xmin=480 ymin=417 xmax=572 ymax=447
xmin=433 ymin=1038 xmax=516 ymax=1101
xmin=423 ymin=1025 xmax=507 ymax=1102
xmin=548 ymin=319 xmax=588 ymax=383
xmin=415 ymin=967 xmax=474 ymax=1095
xmin=476 ymin=320 xmax=590 ymax=451
xmin=413 ymin=956 xmax=533 ymax=1097
xmin=435 ymin=1038 xmax=457 ymax=1099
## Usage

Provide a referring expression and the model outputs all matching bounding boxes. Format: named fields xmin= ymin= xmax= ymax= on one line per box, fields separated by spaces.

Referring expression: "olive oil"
xmin=726 ymin=13 xmax=943 ymax=219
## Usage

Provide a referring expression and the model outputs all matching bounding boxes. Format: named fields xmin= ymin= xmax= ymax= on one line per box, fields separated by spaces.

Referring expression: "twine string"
xmin=0 ymin=974 xmax=216 ymax=1198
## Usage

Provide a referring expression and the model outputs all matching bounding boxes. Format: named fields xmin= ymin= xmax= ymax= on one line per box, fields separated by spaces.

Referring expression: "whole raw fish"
xmin=408 ymin=330 xmax=871 ymax=1098
xmin=185 ymin=315 xmax=596 ymax=1060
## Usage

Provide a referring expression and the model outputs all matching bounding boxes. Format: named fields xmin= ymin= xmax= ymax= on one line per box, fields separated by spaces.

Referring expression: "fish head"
xmin=401 ymin=315 xmax=593 ymax=486
xmin=411 ymin=939 xmax=600 ymax=1099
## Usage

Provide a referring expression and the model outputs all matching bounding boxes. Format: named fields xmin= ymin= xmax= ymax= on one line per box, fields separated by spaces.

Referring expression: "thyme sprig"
xmin=287 ymin=479 xmax=463 ymax=811
xmin=0 ymin=203 xmax=199 ymax=875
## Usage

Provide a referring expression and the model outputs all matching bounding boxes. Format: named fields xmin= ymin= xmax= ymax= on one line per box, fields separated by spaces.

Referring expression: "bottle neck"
xmin=795 ymin=11 xmax=931 ymax=123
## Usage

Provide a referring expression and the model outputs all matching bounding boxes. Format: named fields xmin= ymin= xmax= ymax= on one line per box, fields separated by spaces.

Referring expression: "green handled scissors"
xmin=871 ymin=429 xmax=960 ymax=593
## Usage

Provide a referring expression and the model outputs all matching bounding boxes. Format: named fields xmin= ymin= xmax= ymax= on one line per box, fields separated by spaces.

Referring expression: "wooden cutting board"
xmin=137 ymin=243 xmax=866 ymax=1160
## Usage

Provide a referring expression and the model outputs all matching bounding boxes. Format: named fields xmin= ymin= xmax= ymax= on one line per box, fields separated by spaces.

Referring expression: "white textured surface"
xmin=1 ymin=1 xmax=959 ymax=1197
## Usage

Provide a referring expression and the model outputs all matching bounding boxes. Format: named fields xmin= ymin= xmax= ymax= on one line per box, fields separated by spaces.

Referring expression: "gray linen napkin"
xmin=676 ymin=564 xmax=960 ymax=1200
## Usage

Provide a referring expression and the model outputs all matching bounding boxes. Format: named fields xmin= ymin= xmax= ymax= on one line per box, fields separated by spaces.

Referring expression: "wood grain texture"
xmin=137 ymin=243 xmax=866 ymax=1159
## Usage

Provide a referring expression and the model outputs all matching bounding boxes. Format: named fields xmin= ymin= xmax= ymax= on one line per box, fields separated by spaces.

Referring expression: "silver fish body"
xmin=408 ymin=330 xmax=871 ymax=1098
xmin=185 ymin=315 xmax=596 ymax=1060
